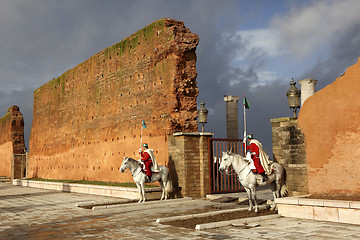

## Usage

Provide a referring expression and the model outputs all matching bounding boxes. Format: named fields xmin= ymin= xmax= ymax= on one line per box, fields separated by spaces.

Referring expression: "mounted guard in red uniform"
xmin=139 ymin=143 xmax=159 ymax=182
xmin=243 ymin=134 xmax=271 ymax=182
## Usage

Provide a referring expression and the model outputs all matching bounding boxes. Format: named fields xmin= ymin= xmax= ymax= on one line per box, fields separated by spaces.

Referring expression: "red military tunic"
xmin=140 ymin=152 xmax=153 ymax=177
xmin=244 ymin=142 xmax=265 ymax=174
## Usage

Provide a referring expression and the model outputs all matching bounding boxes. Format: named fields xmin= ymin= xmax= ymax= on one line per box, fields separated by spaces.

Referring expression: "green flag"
xmin=243 ymin=97 xmax=250 ymax=109
xmin=142 ymin=120 xmax=147 ymax=129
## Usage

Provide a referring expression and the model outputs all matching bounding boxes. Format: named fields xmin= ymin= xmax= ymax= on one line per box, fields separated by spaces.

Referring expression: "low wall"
xmin=13 ymin=179 xmax=161 ymax=200
xmin=276 ymin=196 xmax=360 ymax=225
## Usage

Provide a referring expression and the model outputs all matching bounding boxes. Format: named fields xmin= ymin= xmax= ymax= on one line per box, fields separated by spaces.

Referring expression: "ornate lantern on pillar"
xmin=198 ymin=101 xmax=208 ymax=132
xmin=286 ymin=78 xmax=301 ymax=118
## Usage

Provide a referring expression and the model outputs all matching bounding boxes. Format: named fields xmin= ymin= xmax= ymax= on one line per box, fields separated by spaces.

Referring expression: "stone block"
xmin=277 ymin=204 xmax=314 ymax=219
xmin=313 ymin=206 xmax=339 ymax=222
xmin=338 ymin=208 xmax=360 ymax=225
xmin=275 ymin=197 xmax=299 ymax=205
xmin=298 ymin=198 xmax=324 ymax=207
xmin=350 ymin=201 xmax=360 ymax=209
xmin=323 ymin=200 xmax=351 ymax=208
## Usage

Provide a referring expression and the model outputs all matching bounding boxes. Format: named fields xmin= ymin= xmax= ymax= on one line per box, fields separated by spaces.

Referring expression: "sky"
xmin=1 ymin=0 xmax=360 ymax=155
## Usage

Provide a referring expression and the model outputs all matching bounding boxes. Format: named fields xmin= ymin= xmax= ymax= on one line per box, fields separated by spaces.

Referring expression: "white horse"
xmin=219 ymin=151 xmax=288 ymax=212
xmin=119 ymin=157 xmax=173 ymax=202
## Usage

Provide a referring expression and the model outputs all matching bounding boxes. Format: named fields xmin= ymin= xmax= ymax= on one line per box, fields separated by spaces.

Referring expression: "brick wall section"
xmin=271 ymin=117 xmax=308 ymax=196
xmin=0 ymin=105 xmax=25 ymax=178
xmin=168 ymin=132 xmax=212 ymax=198
xmin=298 ymin=58 xmax=360 ymax=194
xmin=29 ymin=18 xmax=199 ymax=182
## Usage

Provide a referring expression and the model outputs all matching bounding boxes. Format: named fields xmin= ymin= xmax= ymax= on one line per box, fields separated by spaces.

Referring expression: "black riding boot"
xmin=146 ymin=176 xmax=151 ymax=183
xmin=260 ymin=172 xmax=268 ymax=182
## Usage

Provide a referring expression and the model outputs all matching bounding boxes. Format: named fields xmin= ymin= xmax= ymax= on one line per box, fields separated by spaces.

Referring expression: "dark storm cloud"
xmin=0 ymin=89 xmax=33 ymax=147
xmin=1 ymin=0 xmax=359 ymax=157
xmin=0 ymin=0 xmax=246 ymax=149
xmin=301 ymin=23 xmax=360 ymax=91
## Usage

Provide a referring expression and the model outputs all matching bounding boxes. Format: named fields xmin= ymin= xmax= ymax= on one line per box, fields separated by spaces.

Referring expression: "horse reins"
xmin=222 ymin=155 xmax=250 ymax=177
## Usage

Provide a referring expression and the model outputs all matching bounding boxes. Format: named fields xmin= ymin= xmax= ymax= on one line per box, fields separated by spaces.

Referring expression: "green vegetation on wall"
xmin=0 ymin=112 xmax=10 ymax=125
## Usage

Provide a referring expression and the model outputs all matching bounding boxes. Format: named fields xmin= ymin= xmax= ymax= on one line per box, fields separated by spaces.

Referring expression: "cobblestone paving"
xmin=1 ymin=182 xmax=360 ymax=239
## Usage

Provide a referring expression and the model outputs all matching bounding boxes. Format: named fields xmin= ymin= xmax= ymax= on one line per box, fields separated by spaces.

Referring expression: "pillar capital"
xmin=224 ymin=95 xmax=239 ymax=102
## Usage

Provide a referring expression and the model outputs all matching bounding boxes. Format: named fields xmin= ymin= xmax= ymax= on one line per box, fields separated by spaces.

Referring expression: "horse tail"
xmin=280 ymin=167 xmax=288 ymax=197
xmin=165 ymin=179 xmax=173 ymax=193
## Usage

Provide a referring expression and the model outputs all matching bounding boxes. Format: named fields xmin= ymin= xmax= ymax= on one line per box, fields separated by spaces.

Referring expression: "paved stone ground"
xmin=1 ymin=182 xmax=360 ymax=239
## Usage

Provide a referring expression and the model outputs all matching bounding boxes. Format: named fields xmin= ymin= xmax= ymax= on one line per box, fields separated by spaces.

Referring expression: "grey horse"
xmin=119 ymin=157 xmax=173 ymax=202
xmin=219 ymin=151 xmax=287 ymax=212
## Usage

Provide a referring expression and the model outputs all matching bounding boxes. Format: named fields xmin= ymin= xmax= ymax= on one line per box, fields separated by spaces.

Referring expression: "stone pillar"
xmin=299 ymin=79 xmax=317 ymax=106
xmin=168 ymin=132 xmax=213 ymax=198
xmin=271 ymin=117 xmax=308 ymax=196
xmin=224 ymin=95 xmax=239 ymax=139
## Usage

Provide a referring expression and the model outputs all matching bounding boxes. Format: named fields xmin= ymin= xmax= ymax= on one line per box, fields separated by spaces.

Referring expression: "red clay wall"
xmin=29 ymin=18 xmax=199 ymax=182
xmin=298 ymin=58 xmax=360 ymax=194
xmin=0 ymin=106 xmax=25 ymax=177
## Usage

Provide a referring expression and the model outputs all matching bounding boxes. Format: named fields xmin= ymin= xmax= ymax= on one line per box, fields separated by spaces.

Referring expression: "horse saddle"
xmin=140 ymin=163 xmax=160 ymax=173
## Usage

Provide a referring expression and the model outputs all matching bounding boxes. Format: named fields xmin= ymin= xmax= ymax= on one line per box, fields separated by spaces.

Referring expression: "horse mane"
xmin=227 ymin=151 xmax=248 ymax=164
xmin=126 ymin=157 xmax=141 ymax=166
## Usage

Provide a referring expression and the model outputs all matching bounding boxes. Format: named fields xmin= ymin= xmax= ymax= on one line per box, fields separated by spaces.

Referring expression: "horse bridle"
xmin=221 ymin=155 xmax=238 ymax=176
xmin=123 ymin=158 xmax=142 ymax=177
xmin=221 ymin=154 xmax=249 ymax=176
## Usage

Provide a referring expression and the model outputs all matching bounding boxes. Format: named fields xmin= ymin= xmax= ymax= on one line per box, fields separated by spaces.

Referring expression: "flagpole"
xmin=243 ymin=94 xmax=247 ymax=157
xmin=140 ymin=125 xmax=143 ymax=149
xmin=140 ymin=120 xmax=144 ymax=155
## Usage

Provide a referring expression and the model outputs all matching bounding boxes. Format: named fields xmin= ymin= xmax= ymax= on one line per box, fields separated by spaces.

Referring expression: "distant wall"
xmin=0 ymin=106 xmax=25 ymax=177
xmin=29 ymin=18 xmax=199 ymax=182
xmin=298 ymin=58 xmax=360 ymax=194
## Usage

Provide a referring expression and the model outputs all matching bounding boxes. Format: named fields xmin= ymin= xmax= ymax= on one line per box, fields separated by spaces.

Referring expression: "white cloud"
xmin=233 ymin=29 xmax=284 ymax=59
xmin=271 ymin=0 xmax=360 ymax=59
xmin=258 ymin=70 xmax=278 ymax=82
xmin=221 ymin=28 xmax=283 ymax=88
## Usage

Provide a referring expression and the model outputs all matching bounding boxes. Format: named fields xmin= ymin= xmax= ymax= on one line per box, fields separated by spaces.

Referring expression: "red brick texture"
xmin=29 ymin=18 xmax=199 ymax=182
xmin=0 ymin=105 xmax=25 ymax=177
xmin=298 ymin=58 xmax=360 ymax=194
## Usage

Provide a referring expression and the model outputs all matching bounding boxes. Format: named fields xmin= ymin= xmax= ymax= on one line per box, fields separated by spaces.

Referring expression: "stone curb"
xmin=195 ymin=214 xmax=280 ymax=230
xmin=92 ymin=197 xmax=193 ymax=210
xmin=156 ymin=204 xmax=271 ymax=227
xmin=76 ymin=199 xmax=132 ymax=208
xmin=156 ymin=206 xmax=250 ymax=223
